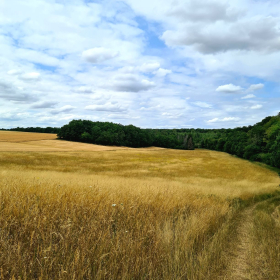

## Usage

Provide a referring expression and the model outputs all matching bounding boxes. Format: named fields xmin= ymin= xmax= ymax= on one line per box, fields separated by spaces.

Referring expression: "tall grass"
xmin=0 ymin=144 xmax=279 ymax=279
xmin=249 ymin=197 xmax=280 ymax=279
xmin=0 ymin=170 xmax=232 ymax=279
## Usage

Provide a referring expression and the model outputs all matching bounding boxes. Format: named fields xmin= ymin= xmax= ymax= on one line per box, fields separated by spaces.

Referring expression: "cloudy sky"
xmin=1 ymin=0 xmax=280 ymax=129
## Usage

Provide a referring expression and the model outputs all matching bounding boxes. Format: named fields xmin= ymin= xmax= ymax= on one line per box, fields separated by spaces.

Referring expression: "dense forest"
xmin=1 ymin=126 xmax=61 ymax=134
xmin=57 ymin=120 xmax=195 ymax=150
xmin=196 ymin=113 xmax=280 ymax=169
xmin=2 ymin=113 xmax=280 ymax=168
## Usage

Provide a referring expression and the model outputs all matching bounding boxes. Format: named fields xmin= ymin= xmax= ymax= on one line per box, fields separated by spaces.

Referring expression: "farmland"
xmin=0 ymin=131 xmax=279 ymax=279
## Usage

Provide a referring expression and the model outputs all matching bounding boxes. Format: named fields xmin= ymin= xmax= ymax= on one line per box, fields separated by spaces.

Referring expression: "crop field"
xmin=0 ymin=131 xmax=58 ymax=142
xmin=0 ymin=131 xmax=137 ymax=152
xmin=0 ymin=131 xmax=279 ymax=279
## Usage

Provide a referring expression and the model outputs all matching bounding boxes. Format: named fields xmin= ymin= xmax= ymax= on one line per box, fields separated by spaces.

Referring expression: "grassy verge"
xmin=249 ymin=197 xmax=280 ymax=279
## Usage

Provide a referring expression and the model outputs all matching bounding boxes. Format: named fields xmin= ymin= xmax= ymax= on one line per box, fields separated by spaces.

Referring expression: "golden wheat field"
xmin=0 ymin=131 xmax=58 ymax=142
xmin=0 ymin=131 xmax=279 ymax=279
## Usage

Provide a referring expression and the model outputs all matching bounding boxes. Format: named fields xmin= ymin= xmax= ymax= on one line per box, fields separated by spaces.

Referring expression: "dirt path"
xmin=222 ymin=206 xmax=255 ymax=280
xmin=220 ymin=196 xmax=279 ymax=280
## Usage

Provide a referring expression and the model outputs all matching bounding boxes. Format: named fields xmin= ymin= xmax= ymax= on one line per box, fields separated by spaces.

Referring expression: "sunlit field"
xmin=0 ymin=131 xmax=134 ymax=152
xmin=0 ymin=131 xmax=57 ymax=142
xmin=0 ymin=131 xmax=279 ymax=279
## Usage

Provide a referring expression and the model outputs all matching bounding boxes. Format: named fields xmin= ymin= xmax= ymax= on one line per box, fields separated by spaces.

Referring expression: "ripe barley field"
xmin=0 ymin=131 xmax=279 ymax=279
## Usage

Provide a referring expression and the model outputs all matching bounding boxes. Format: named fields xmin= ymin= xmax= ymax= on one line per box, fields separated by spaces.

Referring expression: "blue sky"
xmin=0 ymin=0 xmax=279 ymax=129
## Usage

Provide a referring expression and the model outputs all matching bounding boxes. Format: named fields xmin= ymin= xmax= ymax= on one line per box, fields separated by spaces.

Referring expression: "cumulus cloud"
xmin=75 ymin=86 xmax=94 ymax=94
xmin=50 ymin=105 xmax=76 ymax=115
xmin=112 ymin=74 xmax=155 ymax=92
xmin=30 ymin=101 xmax=57 ymax=109
xmin=241 ymin=94 xmax=256 ymax=99
xmin=20 ymin=72 xmax=41 ymax=80
xmin=166 ymin=0 xmax=240 ymax=23
xmin=0 ymin=111 xmax=25 ymax=122
xmin=82 ymin=47 xmax=118 ymax=63
xmin=0 ymin=81 xmax=37 ymax=103
xmin=7 ymin=69 xmax=22 ymax=75
xmin=155 ymin=68 xmax=172 ymax=77
xmin=216 ymin=84 xmax=242 ymax=93
xmin=207 ymin=117 xmax=240 ymax=123
xmin=85 ymin=102 xmax=127 ymax=112
xmin=139 ymin=62 xmax=160 ymax=72
xmin=0 ymin=0 xmax=279 ymax=129
xmin=122 ymin=0 xmax=241 ymax=25
xmin=251 ymin=104 xmax=263 ymax=109
xmin=162 ymin=16 xmax=280 ymax=54
xmin=248 ymin=83 xmax=264 ymax=91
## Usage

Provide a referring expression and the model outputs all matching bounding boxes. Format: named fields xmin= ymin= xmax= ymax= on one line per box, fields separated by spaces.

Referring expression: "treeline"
xmin=3 ymin=114 xmax=280 ymax=168
xmin=2 ymin=127 xmax=61 ymax=134
xmin=58 ymin=120 xmax=194 ymax=149
xmin=198 ymin=113 xmax=280 ymax=168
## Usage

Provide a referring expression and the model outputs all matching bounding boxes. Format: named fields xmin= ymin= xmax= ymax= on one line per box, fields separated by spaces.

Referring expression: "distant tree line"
xmin=57 ymin=120 xmax=195 ymax=150
xmin=197 ymin=114 xmax=280 ymax=169
xmin=2 ymin=127 xmax=61 ymax=134
xmin=3 ymin=113 xmax=280 ymax=168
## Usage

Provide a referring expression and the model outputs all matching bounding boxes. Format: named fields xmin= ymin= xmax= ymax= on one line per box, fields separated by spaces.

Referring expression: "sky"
xmin=0 ymin=0 xmax=280 ymax=129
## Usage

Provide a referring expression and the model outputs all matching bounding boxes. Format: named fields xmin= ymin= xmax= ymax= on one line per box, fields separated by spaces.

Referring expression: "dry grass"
xmin=0 ymin=132 xmax=279 ymax=279
xmin=247 ymin=197 xmax=280 ymax=279
xmin=0 ymin=140 xmax=136 ymax=152
xmin=0 ymin=131 xmax=57 ymax=142
xmin=0 ymin=131 xmax=152 ymax=152
xmin=0 ymin=148 xmax=277 ymax=199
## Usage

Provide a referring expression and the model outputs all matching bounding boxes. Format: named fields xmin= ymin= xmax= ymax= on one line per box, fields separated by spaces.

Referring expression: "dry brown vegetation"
xmin=248 ymin=197 xmax=280 ymax=279
xmin=0 ymin=131 xmax=57 ymax=142
xmin=0 ymin=131 xmax=137 ymax=151
xmin=0 ymin=131 xmax=279 ymax=279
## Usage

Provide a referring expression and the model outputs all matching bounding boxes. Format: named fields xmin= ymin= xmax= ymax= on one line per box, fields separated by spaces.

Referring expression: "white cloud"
xmin=166 ymin=0 xmax=240 ymax=23
xmin=7 ymin=69 xmax=22 ymax=75
xmin=112 ymin=74 xmax=155 ymax=92
xmin=207 ymin=117 xmax=240 ymax=123
xmin=31 ymin=101 xmax=57 ymax=109
xmin=207 ymin=118 xmax=219 ymax=123
xmin=216 ymin=84 xmax=242 ymax=93
xmin=20 ymin=72 xmax=41 ymax=80
xmin=162 ymin=112 xmax=183 ymax=119
xmin=241 ymin=94 xmax=256 ymax=99
xmin=82 ymin=47 xmax=118 ymax=63
xmin=251 ymin=104 xmax=263 ymax=109
xmin=0 ymin=0 xmax=279 ymax=129
xmin=155 ymin=68 xmax=172 ymax=77
xmin=85 ymin=102 xmax=127 ymax=112
xmin=162 ymin=15 xmax=280 ymax=54
xmin=75 ymin=86 xmax=94 ymax=94
xmin=50 ymin=105 xmax=76 ymax=115
xmin=0 ymin=110 xmax=30 ymax=122
xmin=139 ymin=62 xmax=160 ymax=72
xmin=107 ymin=113 xmax=140 ymax=120
xmin=0 ymin=81 xmax=38 ymax=103
xmin=248 ymin=83 xmax=264 ymax=91
xmin=192 ymin=101 xmax=212 ymax=108
xmin=16 ymin=49 xmax=61 ymax=67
